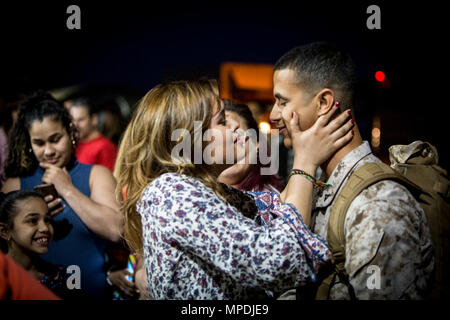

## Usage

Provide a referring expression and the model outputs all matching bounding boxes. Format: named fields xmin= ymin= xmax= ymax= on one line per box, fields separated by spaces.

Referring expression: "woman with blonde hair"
xmin=115 ymin=79 xmax=354 ymax=299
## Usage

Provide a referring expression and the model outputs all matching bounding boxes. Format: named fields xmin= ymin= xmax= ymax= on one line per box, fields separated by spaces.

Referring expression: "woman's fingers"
xmin=324 ymin=109 xmax=352 ymax=134
xmin=49 ymin=204 xmax=65 ymax=217
xmin=333 ymin=126 xmax=355 ymax=150
xmin=289 ymin=111 xmax=301 ymax=134
xmin=316 ymin=101 xmax=342 ymax=127
xmin=47 ymin=198 xmax=65 ymax=217
xmin=329 ymin=117 xmax=355 ymax=142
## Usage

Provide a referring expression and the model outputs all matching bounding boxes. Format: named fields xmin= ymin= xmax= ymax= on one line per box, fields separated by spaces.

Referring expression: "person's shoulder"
xmin=94 ymin=134 xmax=117 ymax=149
xmin=146 ymin=172 xmax=199 ymax=192
xmin=1 ymin=177 xmax=20 ymax=193
xmin=357 ymin=178 xmax=420 ymax=209
xmin=90 ymin=164 xmax=115 ymax=182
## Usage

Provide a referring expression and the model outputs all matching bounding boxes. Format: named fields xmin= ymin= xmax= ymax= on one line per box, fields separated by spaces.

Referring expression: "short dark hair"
xmin=274 ymin=42 xmax=358 ymax=100
xmin=69 ymin=97 xmax=96 ymax=116
xmin=222 ymin=100 xmax=258 ymax=133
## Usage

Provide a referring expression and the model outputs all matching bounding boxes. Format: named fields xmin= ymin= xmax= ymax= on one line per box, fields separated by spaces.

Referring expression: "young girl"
xmin=1 ymin=92 xmax=122 ymax=298
xmin=115 ymin=80 xmax=354 ymax=299
xmin=0 ymin=190 xmax=70 ymax=298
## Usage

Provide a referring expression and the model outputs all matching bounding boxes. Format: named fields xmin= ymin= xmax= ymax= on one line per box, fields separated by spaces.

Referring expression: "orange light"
xmin=375 ymin=71 xmax=386 ymax=82
xmin=371 ymin=127 xmax=380 ymax=138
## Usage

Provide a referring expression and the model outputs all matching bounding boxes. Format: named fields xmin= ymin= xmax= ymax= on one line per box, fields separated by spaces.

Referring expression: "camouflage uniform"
xmin=311 ymin=141 xmax=434 ymax=299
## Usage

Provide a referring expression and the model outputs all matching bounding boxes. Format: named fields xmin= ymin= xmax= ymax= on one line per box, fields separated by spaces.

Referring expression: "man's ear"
xmin=315 ymin=88 xmax=336 ymax=116
xmin=0 ymin=223 xmax=11 ymax=241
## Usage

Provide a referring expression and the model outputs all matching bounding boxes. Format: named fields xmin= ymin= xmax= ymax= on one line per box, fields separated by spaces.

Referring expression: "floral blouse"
xmin=137 ymin=172 xmax=331 ymax=300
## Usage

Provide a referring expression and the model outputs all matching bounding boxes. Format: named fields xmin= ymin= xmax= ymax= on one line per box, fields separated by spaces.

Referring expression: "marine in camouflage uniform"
xmin=311 ymin=141 xmax=435 ymax=299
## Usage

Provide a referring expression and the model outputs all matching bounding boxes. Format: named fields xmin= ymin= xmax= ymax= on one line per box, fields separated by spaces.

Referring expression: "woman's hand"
xmin=43 ymin=194 xmax=65 ymax=218
xmin=108 ymin=269 xmax=137 ymax=297
xmin=135 ymin=267 xmax=150 ymax=300
xmin=290 ymin=104 xmax=354 ymax=172
xmin=40 ymin=162 xmax=74 ymax=197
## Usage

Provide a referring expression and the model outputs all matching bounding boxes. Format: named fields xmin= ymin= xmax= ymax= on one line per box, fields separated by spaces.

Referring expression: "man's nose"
xmin=269 ymin=104 xmax=281 ymax=124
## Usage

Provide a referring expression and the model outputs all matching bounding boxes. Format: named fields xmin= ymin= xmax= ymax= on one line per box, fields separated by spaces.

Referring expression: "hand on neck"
xmin=320 ymin=126 xmax=364 ymax=178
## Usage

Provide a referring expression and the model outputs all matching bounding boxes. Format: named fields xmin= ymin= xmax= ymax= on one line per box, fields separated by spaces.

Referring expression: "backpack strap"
xmin=316 ymin=162 xmax=422 ymax=299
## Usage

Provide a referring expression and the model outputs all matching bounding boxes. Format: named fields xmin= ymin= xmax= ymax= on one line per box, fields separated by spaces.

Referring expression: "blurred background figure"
xmin=218 ymin=100 xmax=284 ymax=193
xmin=66 ymin=97 xmax=118 ymax=172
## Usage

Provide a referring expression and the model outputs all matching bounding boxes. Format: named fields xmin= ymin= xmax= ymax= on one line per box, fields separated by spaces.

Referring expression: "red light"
xmin=375 ymin=71 xmax=385 ymax=82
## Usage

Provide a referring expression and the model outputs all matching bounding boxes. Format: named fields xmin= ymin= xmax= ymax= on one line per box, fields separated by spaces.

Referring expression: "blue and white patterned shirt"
xmin=137 ymin=172 xmax=331 ymax=299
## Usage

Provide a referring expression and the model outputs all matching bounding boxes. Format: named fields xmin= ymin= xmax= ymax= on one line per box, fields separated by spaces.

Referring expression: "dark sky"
xmin=0 ymin=1 xmax=422 ymax=91
xmin=0 ymin=1 xmax=448 ymax=165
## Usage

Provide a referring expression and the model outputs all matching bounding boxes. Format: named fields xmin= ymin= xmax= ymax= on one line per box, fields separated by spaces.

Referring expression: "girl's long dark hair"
xmin=222 ymin=100 xmax=285 ymax=192
xmin=5 ymin=91 xmax=77 ymax=178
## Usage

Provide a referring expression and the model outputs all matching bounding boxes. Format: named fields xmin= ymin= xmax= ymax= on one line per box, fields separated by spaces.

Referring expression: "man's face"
xmin=69 ymin=105 xmax=96 ymax=141
xmin=270 ymin=69 xmax=317 ymax=149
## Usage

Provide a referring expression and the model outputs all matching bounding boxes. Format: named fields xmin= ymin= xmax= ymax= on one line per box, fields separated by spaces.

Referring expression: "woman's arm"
xmin=134 ymin=255 xmax=149 ymax=300
xmin=281 ymin=107 xmax=354 ymax=226
xmin=0 ymin=178 xmax=20 ymax=193
xmin=140 ymin=174 xmax=329 ymax=293
xmin=40 ymin=163 xmax=123 ymax=242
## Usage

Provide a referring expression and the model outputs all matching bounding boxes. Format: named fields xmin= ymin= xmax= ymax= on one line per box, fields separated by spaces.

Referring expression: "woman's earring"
xmin=28 ymin=148 xmax=33 ymax=153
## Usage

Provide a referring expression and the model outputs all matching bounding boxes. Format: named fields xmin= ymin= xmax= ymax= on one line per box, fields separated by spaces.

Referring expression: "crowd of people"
xmin=0 ymin=42 xmax=439 ymax=300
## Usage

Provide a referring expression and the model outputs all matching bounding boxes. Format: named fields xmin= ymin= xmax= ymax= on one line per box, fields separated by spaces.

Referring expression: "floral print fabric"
xmin=137 ymin=172 xmax=331 ymax=299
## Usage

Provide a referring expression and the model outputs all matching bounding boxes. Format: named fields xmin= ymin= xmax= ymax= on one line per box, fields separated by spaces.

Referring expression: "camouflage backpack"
xmin=315 ymin=141 xmax=450 ymax=299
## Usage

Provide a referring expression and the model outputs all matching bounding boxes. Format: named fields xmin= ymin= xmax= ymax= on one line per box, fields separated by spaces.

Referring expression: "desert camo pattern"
xmin=312 ymin=141 xmax=435 ymax=299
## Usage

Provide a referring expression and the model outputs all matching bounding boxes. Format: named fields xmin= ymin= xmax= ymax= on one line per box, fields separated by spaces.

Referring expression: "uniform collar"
xmin=315 ymin=141 xmax=373 ymax=209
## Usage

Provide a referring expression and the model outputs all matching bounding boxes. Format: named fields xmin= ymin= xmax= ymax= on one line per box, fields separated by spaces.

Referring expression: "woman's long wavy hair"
xmin=5 ymin=91 xmax=78 ymax=178
xmin=114 ymin=80 xmax=229 ymax=255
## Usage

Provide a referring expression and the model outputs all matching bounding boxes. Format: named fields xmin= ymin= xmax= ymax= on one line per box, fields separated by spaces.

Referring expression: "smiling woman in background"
xmin=218 ymin=100 xmax=284 ymax=194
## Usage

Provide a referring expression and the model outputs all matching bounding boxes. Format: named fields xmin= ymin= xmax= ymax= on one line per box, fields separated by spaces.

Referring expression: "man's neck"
xmin=82 ymin=130 xmax=100 ymax=143
xmin=320 ymin=128 xmax=364 ymax=178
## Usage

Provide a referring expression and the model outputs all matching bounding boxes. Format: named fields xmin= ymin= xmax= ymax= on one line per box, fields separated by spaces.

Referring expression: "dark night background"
xmin=0 ymin=1 xmax=448 ymax=169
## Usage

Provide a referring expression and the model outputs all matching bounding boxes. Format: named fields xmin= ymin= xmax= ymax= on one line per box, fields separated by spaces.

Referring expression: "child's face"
xmin=9 ymin=197 xmax=54 ymax=255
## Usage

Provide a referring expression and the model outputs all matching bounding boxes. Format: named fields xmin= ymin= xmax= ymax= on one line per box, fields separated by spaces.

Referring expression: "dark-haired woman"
xmin=1 ymin=92 xmax=122 ymax=299
xmin=218 ymin=100 xmax=284 ymax=194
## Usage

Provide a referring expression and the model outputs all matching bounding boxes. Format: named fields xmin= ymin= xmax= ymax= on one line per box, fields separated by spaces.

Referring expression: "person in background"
xmin=0 ymin=250 xmax=60 ymax=300
xmin=0 ymin=190 xmax=78 ymax=299
xmin=1 ymin=91 xmax=122 ymax=299
xmin=218 ymin=100 xmax=284 ymax=194
xmin=67 ymin=97 xmax=118 ymax=172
